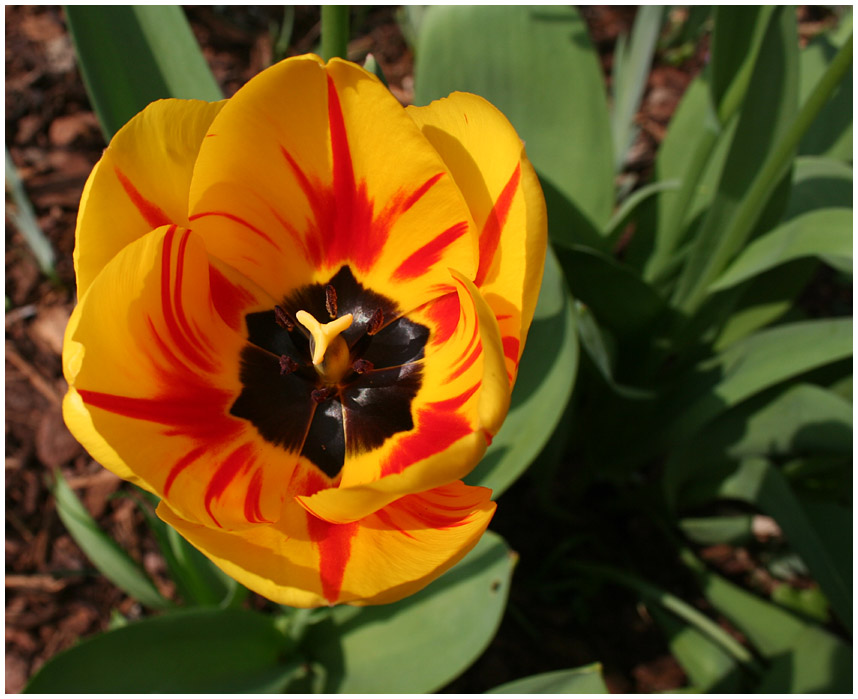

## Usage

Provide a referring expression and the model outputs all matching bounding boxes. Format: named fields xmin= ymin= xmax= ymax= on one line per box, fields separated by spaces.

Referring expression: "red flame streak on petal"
xmin=424 ymin=292 xmax=460 ymax=347
xmin=447 ymin=324 xmax=482 ymax=384
xmin=323 ymin=75 xmax=383 ymax=270
xmin=373 ymin=507 xmax=417 ymax=540
xmin=114 ymin=166 xmax=171 ymax=229
xmin=244 ymin=468 xmax=271 ymax=523
xmin=432 ymin=382 xmax=480 ymax=412
xmin=164 ymin=445 xmax=207 ymax=498
xmin=388 ymin=492 xmax=474 ymax=531
xmin=392 ymin=221 xmax=469 ymax=282
xmin=204 ymin=442 xmax=255 ymax=527
xmin=160 ymin=227 xmax=215 ymax=372
xmin=502 ymin=336 xmax=521 ymax=367
xmin=401 ymin=172 xmax=444 ymax=213
xmin=381 ymin=407 xmax=473 ymax=477
xmin=173 ymin=230 xmax=217 ymax=359
xmin=188 ymin=211 xmax=282 ymax=252
xmin=208 ymin=264 xmax=255 ymax=331
xmin=302 ymin=470 xmax=358 ymax=604
xmin=474 ymin=163 xmax=522 ymax=288
xmin=77 ymin=387 xmax=238 ymax=445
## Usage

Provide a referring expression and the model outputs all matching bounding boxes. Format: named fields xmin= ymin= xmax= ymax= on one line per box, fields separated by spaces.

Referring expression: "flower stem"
xmin=320 ymin=6 xmax=350 ymax=61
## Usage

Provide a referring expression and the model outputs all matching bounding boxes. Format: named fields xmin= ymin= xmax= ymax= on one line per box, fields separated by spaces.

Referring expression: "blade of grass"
xmin=5 ymin=148 xmax=56 ymax=279
xmin=611 ymin=6 xmax=664 ymax=172
xmin=52 ymin=470 xmax=172 ymax=610
xmin=569 ymin=561 xmax=762 ymax=676
xmin=675 ymin=32 xmax=852 ymax=314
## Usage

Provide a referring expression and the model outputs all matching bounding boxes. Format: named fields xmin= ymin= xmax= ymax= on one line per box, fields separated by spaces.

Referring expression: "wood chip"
xmin=5 ymin=575 xmax=68 ymax=593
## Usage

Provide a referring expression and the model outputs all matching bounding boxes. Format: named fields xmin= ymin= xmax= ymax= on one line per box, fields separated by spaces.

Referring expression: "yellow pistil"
xmin=296 ymin=310 xmax=353 ymax=383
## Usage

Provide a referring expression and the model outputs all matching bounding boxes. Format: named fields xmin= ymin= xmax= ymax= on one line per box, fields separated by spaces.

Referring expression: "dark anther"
xmin=352 ymin=358 xmax=374 ymax=374
xmin=279 ymin=355 xmax=299 ymax=375
xmin=274 ymin=305 xmax=294 ymax=331
xmin=325 ymin=285 xmax=338 ymax=319
xmin=311 ymin=386 xmax=337 ymax=404
xmin=367 ymin=308 xmax=384 ymax=336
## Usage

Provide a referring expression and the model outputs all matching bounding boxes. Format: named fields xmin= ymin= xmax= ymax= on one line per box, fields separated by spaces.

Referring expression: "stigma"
xmin=295 ymin=310 xmax=353 ymax=383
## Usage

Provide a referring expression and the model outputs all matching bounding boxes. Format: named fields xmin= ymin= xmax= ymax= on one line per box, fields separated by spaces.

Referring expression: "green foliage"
xmin=24 ymin=608 xmax=301 ymax=692
xmin=52 ymin=470 xmax=172 ymax=611
xmin=65 ymin=6 xmax=222 ymax=140
xmin=413 ymin=4 xmax=854 ymax=692
xmin=487 ymin=663 xmax=609 ymax=693
xmin=415 ymin=6 xmax=615 ymax=247
xmin=53 ymin=5 xmax=852 ymax=694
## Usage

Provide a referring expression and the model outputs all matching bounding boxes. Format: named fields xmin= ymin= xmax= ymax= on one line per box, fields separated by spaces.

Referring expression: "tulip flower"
xmin=63 ymin=55 xmax=546 ymax=607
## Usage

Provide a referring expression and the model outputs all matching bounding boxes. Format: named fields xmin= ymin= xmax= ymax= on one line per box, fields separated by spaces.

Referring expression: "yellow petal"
xmin=75 ymin=99 xmax=225 ymax=297
xmin=407 ymin=92 xmax=547 ymax=385
xmin=188 ymin=56 xmax=477 ymax=315
xmin=63 ymin=225 xmax=288 ymax=530
xmin=158 ymin=480 xmax=495 ymax=607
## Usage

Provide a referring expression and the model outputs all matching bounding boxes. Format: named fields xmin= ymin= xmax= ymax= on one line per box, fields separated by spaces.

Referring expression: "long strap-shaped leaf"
xmin=674 ymin=29 xmax=853 ymax=314
xmin=52 ymin=470 xmax=172 ymax=610
xmin=65 ymin=6 xmax=223 ymax=141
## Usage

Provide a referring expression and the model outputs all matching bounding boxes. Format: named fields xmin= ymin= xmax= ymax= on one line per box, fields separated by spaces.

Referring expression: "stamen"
xmin=367 ymin=308 xmax=384 ymax=336
xmin=325 ymin=284 xmax=338 ymax=319
xmin=352 ymin=358 xmax=374 ymax=374
xmin=274 ymin=305 xmax=294 ymax=331
xmin=279 ymin=355 xmax=298 ymax=375
xmin=311 ymin=386 xmax=336 ymax=403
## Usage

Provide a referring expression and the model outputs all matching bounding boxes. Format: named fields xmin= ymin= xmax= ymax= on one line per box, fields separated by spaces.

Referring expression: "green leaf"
xmin=414 ymin=6 xmax=615 ymax=239
xmin=679 ymin=515 xmax=754 ymax=546
xmin=555 ymin=244 xmax=665 ymax=339
xmin=709 ymin=208 xmax=852 ymax=291
xmin=575 ymin=302 xmax=654 ymax=400
xmin=704 ymin=382 xmax=850 ymax=461
xmin=756 ymin=625 xmax=852 ymax=692
xmin=487 ymin=664 xmax=609 ymax=693
xmin=304 ymin=531 xmax=515 ymax=693
xmin=6 ymin=148 xmax=56 ymax=277
xmin=603 ymin=178 xmax=680 ymax=244
xmin=467 ymin=248 xmax=578 ymax=496
xmin=65 ymin=6 xmax=223 ymax=140
xmin=611 ymin=6 xmax=664 ymax=172
xmin=784 ymin=156 xmax=853 ymax=220
xmin=713 ymin=258 xmax=816 ymax=350
xmin=718 ymin=458 xmax=852 ymax=631
xmin=24 ymin=608 xmax=300 ymax=693
xmin=708 ymin=7 xmax=775 ymax=124
xmin=680 ymin=547 xmax=850 ymax=679
xmin=52 ymin=470 xmax=171 ymax=611
xmin=673 ymin=6 xmax=800 ymax=313
xmin=798 ymin=24 xmax=853 ymax=160
xmin=650 ymin=606 xmax=745 ymax=693
xmin=770 ymin=584 xmax=830 ymax=624
xmin=665 ymin=382 xmax=852 ymax=509
xmin=671 ymin=318 xmax=853 ymax=441
xmin=637 ymin=78 xmax=717 ymax=278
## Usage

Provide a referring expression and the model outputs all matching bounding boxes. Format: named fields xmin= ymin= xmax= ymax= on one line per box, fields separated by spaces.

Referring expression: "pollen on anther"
xmin=325 ymin=285 xmax=338 ymax=319
xmin=311 ymin=386 xmax=336 ymax=403
xmin=279 ymin=355 xmax=298 ymax=375
xmin=274 ymin=305 xmax=294 ymax=331
xmin=352 ymin=358 xmax=374 ymax=374
xmin=367 ymin=307 xmax=384 ymax=336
